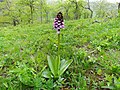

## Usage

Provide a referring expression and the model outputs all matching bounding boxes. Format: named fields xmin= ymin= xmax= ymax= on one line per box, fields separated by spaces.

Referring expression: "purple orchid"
xmin=53 ymin=12 xmax=64 ymax=34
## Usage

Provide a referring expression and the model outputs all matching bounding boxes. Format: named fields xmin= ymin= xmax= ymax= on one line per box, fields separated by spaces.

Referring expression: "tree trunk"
xmin=118 ymin=3 xmax=120 ymax=10
xmin=118 ymin=3 xmax=120 ymax=17
xmin=46 ymin=11 xmax=49 ymax=23
xmin=30 ymin=5 xmax=33 ymax=24
xmin=74 ymin=2 xmax=79 ymax=19
xmin=88 ymin=8 xmax=93 ymax=18
xmin=65 ymin=9 xmax=69 ymax=20
xmin=87 ymin=0 xmax=93 ymax=18
xmin=13 ymin=18 xmax=19 ymax=26
xmin=29 ymin=0 xmax=34 ymax=24
xmin=70 ymin=0 xmax=79 ymax=20
xmin=13 ymin=19 xmax=16 ymax=26
xmin=40 ymin=11 xmax=42 ymax=23
xmin=40 ymin=0 xmax=43 ymax=23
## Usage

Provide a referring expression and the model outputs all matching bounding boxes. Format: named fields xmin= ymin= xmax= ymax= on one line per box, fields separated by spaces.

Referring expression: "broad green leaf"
xmin=42 ymin=70 xmax=52 ymax=79
xmin=47 ymin=55 xmax=60 ymax=78
xmin=59 ymin=59 xmax=73 ymax=76
xmin=54 ymin=56 xmax=60 ymax=77
xmin=47 ymin=55 xmax=55 ymax=76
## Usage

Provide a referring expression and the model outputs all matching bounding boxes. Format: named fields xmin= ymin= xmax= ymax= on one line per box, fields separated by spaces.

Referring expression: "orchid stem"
xmin=58 ymin=33 xmax=60 ymax=61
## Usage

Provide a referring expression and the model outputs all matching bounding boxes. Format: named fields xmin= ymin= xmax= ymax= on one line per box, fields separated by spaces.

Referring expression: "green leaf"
xmin=47 ymin=55 xmax=60 ymax=78
xmin=97 ymin=69 xmax=102 ymax=75
xmin=45 ymin=79 xmax=54 ymax=89
xmin=34 ymin=78 xmax=42 ymax=88
xmin=3 ymin=82 xmax=8 ymax=88
xmin=59 ymin=59 xmax=73 ymax=76
xmin=42 ymin=69 xmax=53 ymax=79
xmin=37 ymin=65 xmax=47 ymax=77
xmin=101 ymin=86 xmax=114 ymax=89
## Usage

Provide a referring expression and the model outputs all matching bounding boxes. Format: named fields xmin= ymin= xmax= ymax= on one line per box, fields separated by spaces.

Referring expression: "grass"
xmin=0 ymin=17 xmax=120 ymax=90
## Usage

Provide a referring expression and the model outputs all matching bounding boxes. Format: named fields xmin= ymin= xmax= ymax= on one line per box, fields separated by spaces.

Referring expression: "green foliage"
xmin=42 ymin=55 xmax=73 ymax=79
xmin=0 ymin=17 xmax=120 ymax=89
xmin=0 ymin=0 xmax=118 ymax=26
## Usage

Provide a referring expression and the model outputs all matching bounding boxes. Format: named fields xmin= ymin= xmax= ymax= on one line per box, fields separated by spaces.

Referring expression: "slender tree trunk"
xmin=13 ymin=19 xmax=16 ymax=26
xmin=118 ymin=3 xmax=120 ymax=17
xmin=87 ymin=0 xmax=93 ymax=18
xmin=89 ymin=9 xmax=93 ymax=18
xmin=65 ymin=9 xmax=69 ymax=20
xmin=46 ymin=11 xmax=49 ymax=22
xmin=70 ymin=0 xmax=79 ymax=20
xmin=30 ymin=5 xmax=33 ymax=24
xmin=40 ymin=0 xmax=43 ymax=23
xmin=30 ymin=0 xmax=34 ymax=24
xmin=40 ymin=11 xmax=42 ymax=23
xmin=75 ymin=2 xmax=79 ymax=19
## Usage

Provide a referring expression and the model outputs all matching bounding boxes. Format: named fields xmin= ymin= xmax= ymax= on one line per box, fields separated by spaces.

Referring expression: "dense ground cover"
xmin=0 ymin=18 xmax=120 ymax=90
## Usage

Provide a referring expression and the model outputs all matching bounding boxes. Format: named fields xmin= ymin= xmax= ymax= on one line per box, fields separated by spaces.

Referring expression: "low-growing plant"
xmin=42 ymin=55 xmax=73 ymax=80
xmin=42 ymin=31 xmax=73 ymax=89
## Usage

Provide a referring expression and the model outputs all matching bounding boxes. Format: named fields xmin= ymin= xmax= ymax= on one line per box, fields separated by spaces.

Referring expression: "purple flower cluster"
xmin=53 ymin=17 xmax=64 ymax=31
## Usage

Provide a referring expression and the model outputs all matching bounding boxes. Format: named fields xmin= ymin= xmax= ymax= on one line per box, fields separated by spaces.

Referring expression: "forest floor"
xmin=0 ymin=18 xmax=120 ymax=90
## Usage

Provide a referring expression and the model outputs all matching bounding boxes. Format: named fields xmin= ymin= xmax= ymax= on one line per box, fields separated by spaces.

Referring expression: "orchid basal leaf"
xmin=59 ymin=59 xmax=73 ymax=76
xmin=47 ymin=55 xmax=60 ymax=78
xmin=42 ymin=69 xmax=53 ymax=78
